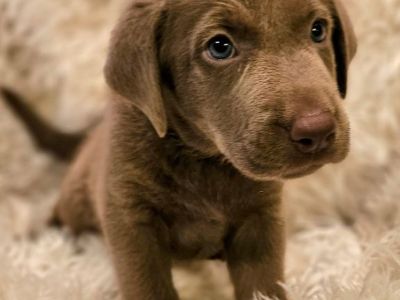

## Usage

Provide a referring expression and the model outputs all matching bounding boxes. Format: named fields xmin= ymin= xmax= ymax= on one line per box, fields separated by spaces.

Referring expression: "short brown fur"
xmin=2 ymin=0 xmax=357 ymax=299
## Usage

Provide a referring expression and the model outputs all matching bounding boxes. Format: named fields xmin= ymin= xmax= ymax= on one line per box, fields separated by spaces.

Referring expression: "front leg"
xmin=226 ymin=207 xmax=287 ymax=300
xmin=102 ymin=200 xmax=179 ymax=300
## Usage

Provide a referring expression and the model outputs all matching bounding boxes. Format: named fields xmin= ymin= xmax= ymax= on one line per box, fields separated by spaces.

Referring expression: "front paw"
xmin=253 ymin=288 xmax=287 ymax=300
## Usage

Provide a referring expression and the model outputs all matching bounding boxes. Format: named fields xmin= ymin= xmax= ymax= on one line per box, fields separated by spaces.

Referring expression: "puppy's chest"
xmin=160 ymin=175 xmax=262 ymax=260
xmin=154 ymin=153 xmax=274 ymax=260
xmin=166 ymin=209 xmax=227 ymax=260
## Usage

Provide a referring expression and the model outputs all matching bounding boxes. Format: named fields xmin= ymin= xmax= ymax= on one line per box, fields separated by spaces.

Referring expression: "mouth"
xmin=233 ymin=149 xmax=341 ymax=181
xmin=220 ymin=130 xmax=349 ymax=182
xmin=281 ymin=163 xmax=324 ymax=179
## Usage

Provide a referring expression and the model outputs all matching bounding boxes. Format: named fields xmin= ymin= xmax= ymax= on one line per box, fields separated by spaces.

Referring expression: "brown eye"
xmin=311 ymin=20 xmax=328 ymax=43
xmin=207 ymin=35 xmax=236 ymax=60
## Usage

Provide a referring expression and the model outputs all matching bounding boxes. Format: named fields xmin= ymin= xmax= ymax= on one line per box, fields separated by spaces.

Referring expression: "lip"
xmin=234 ymin=159 xmax=322 ymax=181
xmin=282 ymin=163 xmax=324 ymax=179
xmin=246 ymin=151 xmax=328 ymax=172
xmin=238 ymin=154 xmax=328 ymax=180
xmin=228 ymin=140 xmax=347 ymax=181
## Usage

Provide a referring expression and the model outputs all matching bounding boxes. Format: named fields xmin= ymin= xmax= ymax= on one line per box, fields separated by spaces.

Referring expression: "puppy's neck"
xmin=164 ymin=100 xmax=220 ymax=158
xmin=110 ymin=99 xmax=240 ymax=177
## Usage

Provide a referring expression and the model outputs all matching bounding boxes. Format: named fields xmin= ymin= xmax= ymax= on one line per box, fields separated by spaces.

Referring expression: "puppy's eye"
xmin=311 ymin=20 xmax=328 ymax=43
xmin=207 ymin=35 xmax=236 ymax=60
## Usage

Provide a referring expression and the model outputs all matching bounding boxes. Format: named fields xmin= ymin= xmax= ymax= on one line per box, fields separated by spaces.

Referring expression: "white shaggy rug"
xmin=0 ymin=0 xmax=400 ymax=299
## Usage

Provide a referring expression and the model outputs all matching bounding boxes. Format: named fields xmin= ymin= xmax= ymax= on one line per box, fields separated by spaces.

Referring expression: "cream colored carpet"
xmin=0 ymin=0 xmax=400 ymax=299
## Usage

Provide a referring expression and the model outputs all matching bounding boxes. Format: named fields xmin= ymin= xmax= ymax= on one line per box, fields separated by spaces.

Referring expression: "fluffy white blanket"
xmin=0 ymin=0 xmax=399 ymax=299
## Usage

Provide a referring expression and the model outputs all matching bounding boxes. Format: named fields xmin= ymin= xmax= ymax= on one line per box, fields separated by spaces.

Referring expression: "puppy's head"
xmin=105 ymin=0 xmax=357 ymax=181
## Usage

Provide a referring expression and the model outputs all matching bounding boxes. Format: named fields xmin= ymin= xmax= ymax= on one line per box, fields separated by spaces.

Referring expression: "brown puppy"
xmin=1 ymin=0 xmax=357 ymax=299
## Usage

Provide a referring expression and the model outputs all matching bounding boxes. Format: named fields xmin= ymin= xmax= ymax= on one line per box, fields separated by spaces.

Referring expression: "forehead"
xmin=240 ymin=0 xmax=330 ymax=15
xmin=168 ymin=0 xmax=332 ymax=37
xmin=251 ymin=0 xmax=331 ymax=25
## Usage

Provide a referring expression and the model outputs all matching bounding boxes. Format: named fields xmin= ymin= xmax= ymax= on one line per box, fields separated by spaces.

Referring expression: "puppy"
xmin=1 ymin=0 xmax=357 ymax=299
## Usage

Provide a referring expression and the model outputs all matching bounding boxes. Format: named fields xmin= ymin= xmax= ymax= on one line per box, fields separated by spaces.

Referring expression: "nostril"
xmin=319 ymin=131 xmax=336 ymax=150
xmin=293 ymin=137 xmax=318 ymax=153
xmin=298 ymin=138 xmax=314 ymax=147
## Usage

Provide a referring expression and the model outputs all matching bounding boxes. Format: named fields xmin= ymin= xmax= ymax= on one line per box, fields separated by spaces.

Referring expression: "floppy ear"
xmin=104 ymin=1 xmax=167 ymax=137
xmin=330 ymin=0 xmax=357 ymax=98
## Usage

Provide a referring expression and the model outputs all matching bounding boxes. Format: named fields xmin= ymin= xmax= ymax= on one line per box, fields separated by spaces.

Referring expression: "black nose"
xmin=290 ymin=112 xmax=336 ymax=153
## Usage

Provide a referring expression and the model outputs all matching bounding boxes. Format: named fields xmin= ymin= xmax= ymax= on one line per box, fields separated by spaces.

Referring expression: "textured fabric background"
xmin=0 ymin=0 xmax=399 ymax=299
